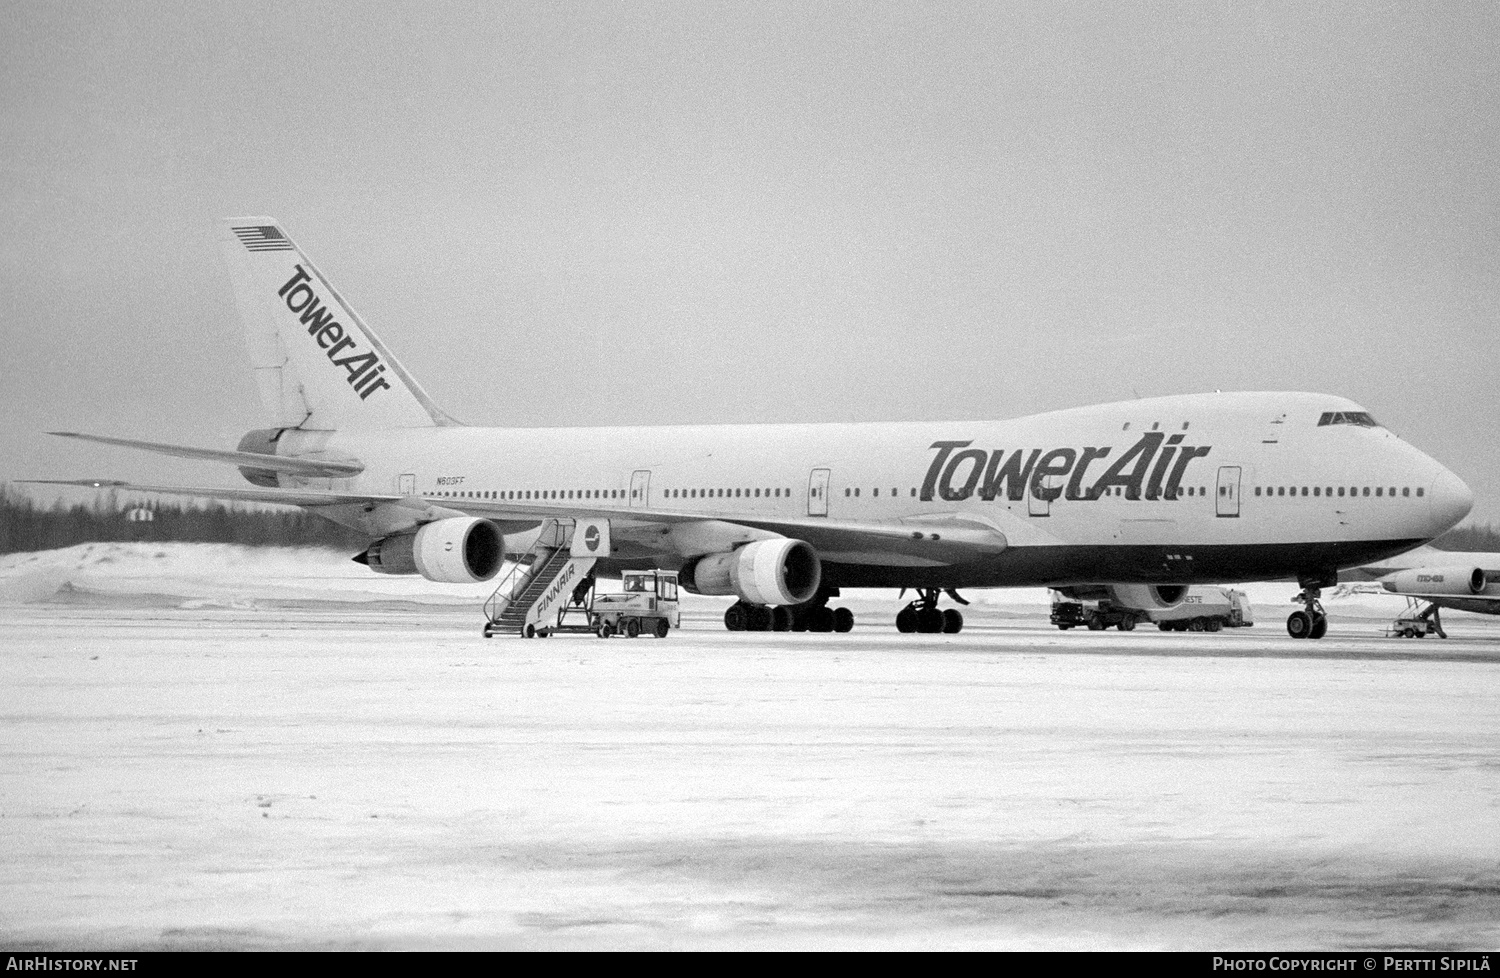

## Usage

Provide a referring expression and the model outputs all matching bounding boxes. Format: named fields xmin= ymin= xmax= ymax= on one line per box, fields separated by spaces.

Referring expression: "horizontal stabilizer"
xmin=21 ymin=479 xmax=392 ymax=508
xmin=48 ymin=432 xmax=364 ymax=478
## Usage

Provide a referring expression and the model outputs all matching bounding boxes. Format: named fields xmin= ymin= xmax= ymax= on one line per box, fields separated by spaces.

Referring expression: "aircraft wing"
xmin=1382 ymin=589 xmax=1500 ymax=604
xmin=26 ymin=480 xmax=1007 ymax=565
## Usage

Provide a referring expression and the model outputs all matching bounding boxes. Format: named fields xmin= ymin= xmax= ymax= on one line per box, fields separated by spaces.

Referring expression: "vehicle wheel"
xmin=772 ymin=606 xmax=793 ymax=631
xmin=524 ymin=624 xmax=536 ymax=638
xmin=917 ymin=607 xmax=943 ymax=633
xmin=811 ymin=606 xmax=836 ymax=632
xmin=1308 ymin=615 xmax=1328 ymax=640
xmin=941 ymin=608 xmax=963 ymax=634
xmin=600 ymin=621 xmax=615 ymax=638
xmin=1188 ymin=618 xmax=1205 ymax=632
xmin=626 ymin=618 xmax=640 ymax=638
xmin=654 ymin=618 xmax=670 ymax=638
xmin=1118 ymin=618 xmax=1136 ymax=631
xmin=483 ymin=622 xmax=495 ymax=638
xmin=896 ymin=606 xmax=917 ymax=633
xmin=1086 ymin=616 xmax=1105 ymax=631
xmin=833 ymin=607 xmax=855 ymax=633
xmin=1158 ymin=622 xmax=1172 ymax=632
xmin=1206 ymin=619 xmax=1222 ymax=632
xmin=1286 ymin=611 xmax=1311 ymax=638
xmin=724 ymin=603 xmax=748 ymax=631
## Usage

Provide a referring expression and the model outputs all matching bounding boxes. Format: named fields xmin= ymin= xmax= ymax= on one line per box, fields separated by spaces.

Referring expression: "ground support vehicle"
xmin=1049 ymin=597 xmax=1145 ymax=631
xmin=589 ymin=570 xmax=681 ymax=639
xmin=1151 ymin=587 xmax=1255 ymax=632
xmin=1384 ymin=598 xmax=1446 ymax=639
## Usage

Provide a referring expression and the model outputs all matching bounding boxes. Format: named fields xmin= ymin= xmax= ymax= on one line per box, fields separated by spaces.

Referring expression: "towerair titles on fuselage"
xmin=921 ymin=434 xmax=1211 ymax=503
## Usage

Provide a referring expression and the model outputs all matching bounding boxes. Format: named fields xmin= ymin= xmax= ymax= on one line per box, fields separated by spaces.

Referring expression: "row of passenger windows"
xmin=435 ymin=488 xmax=635 ymax=500
xmin=431 ymin=483 xmax=1426 ymax=504
xmin=1256 ymin=485 xmax=1423 ymax=498
xmin=666 ymin=488 xmax=792 ymax=499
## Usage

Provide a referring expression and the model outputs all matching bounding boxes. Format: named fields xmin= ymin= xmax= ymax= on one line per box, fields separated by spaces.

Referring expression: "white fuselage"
xmin=283 ymin=391 xmax=1471 ymax=589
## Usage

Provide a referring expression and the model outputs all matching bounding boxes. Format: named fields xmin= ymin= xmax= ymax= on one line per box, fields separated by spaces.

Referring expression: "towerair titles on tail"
xmin=277 ymin=265 xmax=392 ymax=400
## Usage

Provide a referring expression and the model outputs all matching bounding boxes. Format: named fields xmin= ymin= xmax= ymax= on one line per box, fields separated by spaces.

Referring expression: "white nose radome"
xmin=1428 ymin=468 xmax=1474 ymax=534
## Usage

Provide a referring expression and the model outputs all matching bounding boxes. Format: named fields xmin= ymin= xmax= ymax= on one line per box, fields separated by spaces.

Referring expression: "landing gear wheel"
xmin=833 ymin=607 xmax=854 ymax=633
xmin=748 ymin=605 xmax=773 ymax=632
xmin=1158 ymin=622 xmax=1172 ymax=632
xmin=1286 ymin=610 xmax=1311 ymax=639
xmin=724 ymin=603 xmax=748 ymax=631
xmin=654 ymin=619 xmax=670 ymax=638
xmin=1189 ymin=618 xmax=1205 ymax=632
xmin=772 ymin=606 xmax=793 ymax=631
xmin=941 ymin=608 xmax=963 ymax=634
xmin=896 ymin=606 xmax=917 ymax=633
xmin=810 ymin=606 xmax=835 ymax=632
xmin=791 ymin=606 xmax=810 ymax=632
xmin=917 ymin=607 xmax=944 ymax=633
xmin=1308 ymin=615 xmax=1328 ymax=640
xmin=626 ymin=618 xmax=640 ymax=638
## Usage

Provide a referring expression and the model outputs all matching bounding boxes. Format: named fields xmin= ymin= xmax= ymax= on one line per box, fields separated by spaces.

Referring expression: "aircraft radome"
xmin=33 ymin=219 xmax=1475 ymax=641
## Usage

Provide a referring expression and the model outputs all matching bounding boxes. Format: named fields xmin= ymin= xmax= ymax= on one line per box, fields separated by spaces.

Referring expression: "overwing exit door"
xmin=630 ymin=469 xmax=651 ymax=507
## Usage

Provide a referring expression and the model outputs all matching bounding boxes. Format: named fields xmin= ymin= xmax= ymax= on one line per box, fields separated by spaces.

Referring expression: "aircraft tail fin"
xmin=218 ymin=217 xmax=462 ymax=431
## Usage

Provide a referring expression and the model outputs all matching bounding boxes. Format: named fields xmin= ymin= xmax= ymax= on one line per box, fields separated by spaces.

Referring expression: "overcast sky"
xmin=3 ymin=1 xmax=1498 ymax=524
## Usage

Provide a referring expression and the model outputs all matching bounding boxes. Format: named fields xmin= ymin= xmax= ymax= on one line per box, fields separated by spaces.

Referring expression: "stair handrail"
xmin=484 ymin=519 xmax=559 ymax=622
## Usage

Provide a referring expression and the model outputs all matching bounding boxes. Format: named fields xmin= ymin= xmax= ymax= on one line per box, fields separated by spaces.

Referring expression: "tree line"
xmin=0 ymin=485 xmax=369 ymax=555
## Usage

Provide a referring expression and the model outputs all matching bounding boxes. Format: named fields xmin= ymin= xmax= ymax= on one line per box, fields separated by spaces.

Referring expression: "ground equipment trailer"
xmin=588 ymin=570 xmax=681 ymax=638
xmin=1151 ymin=587 xmax=1255 ymax=632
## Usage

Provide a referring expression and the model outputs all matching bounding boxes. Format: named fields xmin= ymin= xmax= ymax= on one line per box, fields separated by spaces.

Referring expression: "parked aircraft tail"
xmin=218 ymin=217 xmax=461 ymax=431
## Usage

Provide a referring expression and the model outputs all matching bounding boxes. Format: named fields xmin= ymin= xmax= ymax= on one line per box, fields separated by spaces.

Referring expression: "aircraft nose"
xmin=1428 ymin=467 xmax=1473 ymax=533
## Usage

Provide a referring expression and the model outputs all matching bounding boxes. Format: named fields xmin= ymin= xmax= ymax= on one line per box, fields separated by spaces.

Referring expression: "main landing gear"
xmin=724 ymin=588 xmax=854 ymax=633
xmin=1286 ymin=586 xmax=1329 ymax=640
xmin=895 ymin=588 xmax=965 ymax=634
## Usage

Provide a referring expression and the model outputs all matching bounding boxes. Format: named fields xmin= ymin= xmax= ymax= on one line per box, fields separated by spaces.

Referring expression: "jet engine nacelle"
xmin=1054 ymin=584 xmax=1190 ymax=610
xmin=1381 ymin=566 xmax=1487 ymax=596
xmin=355 ymin=517 xmax=504 ymax=583
xmin=680 ymin=538 xmax=822 ymax=606
xmin=236 ymin=428 xmax=289 ymax=487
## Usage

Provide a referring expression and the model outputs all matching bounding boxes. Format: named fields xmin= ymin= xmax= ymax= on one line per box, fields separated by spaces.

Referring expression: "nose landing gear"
xmin=896 ymin=588 xmax=965 ymax=634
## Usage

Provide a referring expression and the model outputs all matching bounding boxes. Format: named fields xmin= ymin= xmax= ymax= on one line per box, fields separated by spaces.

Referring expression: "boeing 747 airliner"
xmin=35 ymin=219 xmax=1474 ymax=640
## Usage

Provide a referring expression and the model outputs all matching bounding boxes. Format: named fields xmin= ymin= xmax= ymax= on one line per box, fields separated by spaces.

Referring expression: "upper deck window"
xmin=1317 ymin=411 xmax=1379 ymax=428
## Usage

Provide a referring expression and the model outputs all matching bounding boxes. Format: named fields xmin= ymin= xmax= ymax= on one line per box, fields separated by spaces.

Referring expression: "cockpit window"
xmin=1317 ymin=411 xmax=1379 ymax=428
